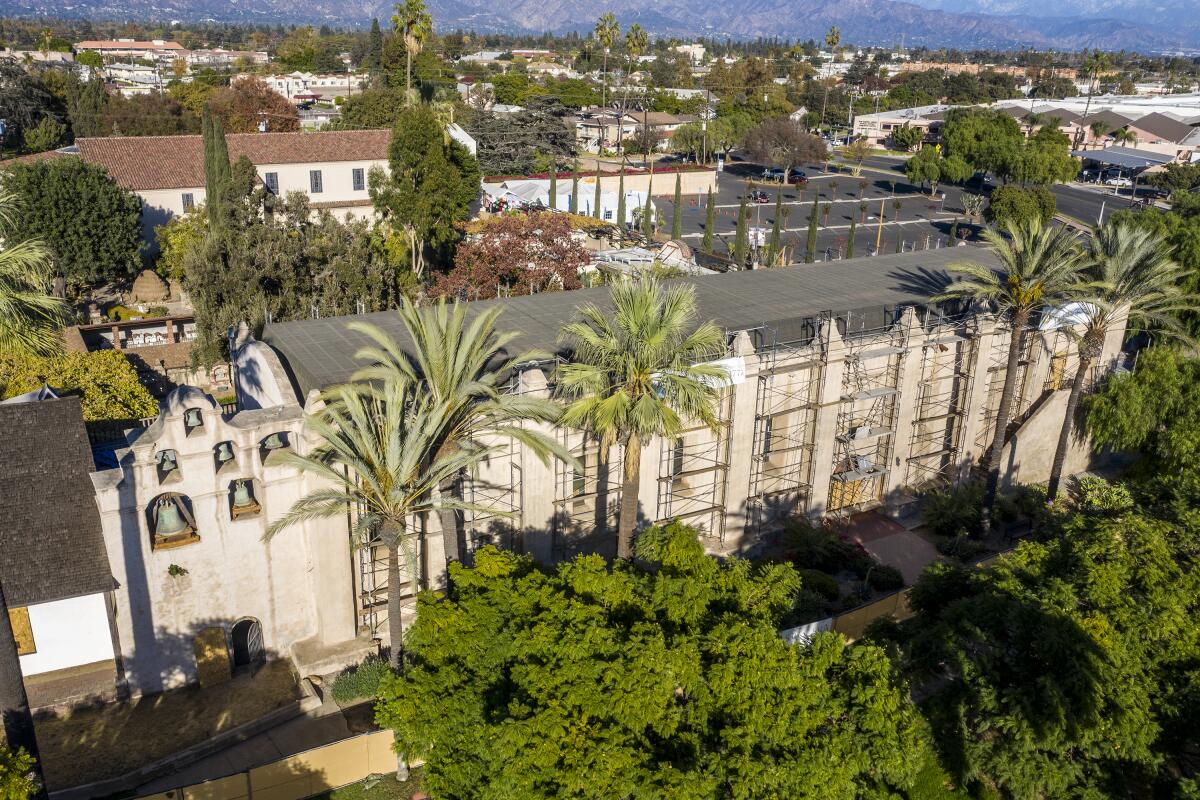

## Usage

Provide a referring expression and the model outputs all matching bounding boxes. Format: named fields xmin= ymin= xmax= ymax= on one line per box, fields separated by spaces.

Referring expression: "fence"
xmin=137 ymin=731 xmax=399 ymax=800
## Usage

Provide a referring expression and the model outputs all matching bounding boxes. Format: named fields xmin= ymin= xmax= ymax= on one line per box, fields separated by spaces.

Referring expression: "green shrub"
xmin=783 ymin=520 xmax=861 ymax=574
xmin=1072 ymin=476 xmax=1134 ymax=513
xmin=330 ymin=655 xmax=392 ymax=705
xmin=985 ymin=184 xmax=1056 ymax=228
xmin=920 ymin=483 xmax=984 ymax=538
xmin=936 ymin=532 xmax=988 ymax=563
xmin=867 ymin=564 xmax=905 ymax=592
xmin=994 ymin=483 xmax=1048 ymax=523
xmin=797 ymin=568 xmax=840 ymax=600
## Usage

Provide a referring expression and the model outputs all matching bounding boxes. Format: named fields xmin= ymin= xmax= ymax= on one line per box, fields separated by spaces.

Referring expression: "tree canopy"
xmin=0 ymin=350 xmax=158 ymax=421
xmin=377 ymin=520 xmax=923 ymax=800
xmin=1 ymin=157 xmax=142 ymax=291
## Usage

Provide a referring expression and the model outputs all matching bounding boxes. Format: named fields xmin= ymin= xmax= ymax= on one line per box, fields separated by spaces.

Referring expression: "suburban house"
xmin=1 ymin=248 xmax=1129 ymax=709
xmin=638 ymin=112 xmax=699 ymax=149
xmin=852 ymin=105 xmax=951 ymax=148
xmin=257 ymin=72 xmax=367 ymax=102
xmin=571 ymin=112 xmax=638 ymax=151
xmin=1119 ymin=112 xmax=1198 ymax=161
xmin=74 ymin=39 xmax=187 ymax=62
xmin=1077 ymin=110 xmax=1135 ymax=148
xmin=526 ymin=61 xmax=575 ymax=78
xmin=0 ymin=394 xmax=121 ymax=709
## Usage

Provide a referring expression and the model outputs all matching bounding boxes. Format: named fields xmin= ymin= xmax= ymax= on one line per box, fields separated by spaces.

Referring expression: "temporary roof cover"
xmin=1071 ymin=145 xmax=1174 ymax=171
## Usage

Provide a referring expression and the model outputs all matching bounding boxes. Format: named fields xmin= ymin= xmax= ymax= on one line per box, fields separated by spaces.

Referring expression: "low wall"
xmin=137 ymin=730 xmax=399 ymax=800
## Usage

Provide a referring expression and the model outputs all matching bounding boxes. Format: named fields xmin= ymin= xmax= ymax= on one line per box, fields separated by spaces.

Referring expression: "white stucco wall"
xmin=18 ymin=593 xmax=114 ymax=676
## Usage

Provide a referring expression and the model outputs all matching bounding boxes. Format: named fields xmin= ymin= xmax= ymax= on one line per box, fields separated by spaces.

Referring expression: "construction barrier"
xmin=138 ymin=730 xmax=398 ymax=800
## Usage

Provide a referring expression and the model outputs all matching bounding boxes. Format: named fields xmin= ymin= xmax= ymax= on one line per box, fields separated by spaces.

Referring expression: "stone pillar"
xmin=884 ymin=308 xmax=924 ymax=510
xmin=517 ymin=367 xmax=557 ymax=564
xmin=806 ymin=320 xmax=846 ymax=519
xmin=958 ymin=313 xmax=997 ymax=473
xmin=722 ymin=331 xmax=759 ymax=550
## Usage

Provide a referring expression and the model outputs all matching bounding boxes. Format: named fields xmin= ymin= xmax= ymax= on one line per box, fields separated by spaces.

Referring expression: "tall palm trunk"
xmin=601 ymin=50 xmax=608 ymax=110
xmin=1047 ymin=335 xmax=1103 ymax=501
xmin=982 ymin=311 xmax=1029 ymax=532
xmin=384 ymin=530 xmax=406 ymax=668
xmin=617 ymin=433 xmax=642 ymax=559
xmin=0 ymin=581 xmax=40 ymax=766
xmin=405 ymin=45 xmax=413 ymax=104
xmin=437 ymin=475 xmax=463 ymax=566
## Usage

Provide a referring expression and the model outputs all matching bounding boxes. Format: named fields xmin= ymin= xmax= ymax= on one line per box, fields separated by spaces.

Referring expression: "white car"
xmin=1104 ymin=175 xmax=1133 ymax=187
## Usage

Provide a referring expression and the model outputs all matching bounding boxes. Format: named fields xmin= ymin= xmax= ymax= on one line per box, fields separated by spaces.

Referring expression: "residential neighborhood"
xmin=1 ymin=8 xmax=1200 ymax=800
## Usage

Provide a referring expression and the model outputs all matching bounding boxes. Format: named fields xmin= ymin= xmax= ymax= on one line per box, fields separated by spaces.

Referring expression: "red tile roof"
xmin=74 ymin=130 xmax=392 ymax=191
xmin=76 ymin=40 xmax=186 ymax=50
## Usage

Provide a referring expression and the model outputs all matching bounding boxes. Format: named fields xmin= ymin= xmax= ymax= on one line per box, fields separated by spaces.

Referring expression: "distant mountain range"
xmin=2 ymin=0 xmax=1197 ymax=52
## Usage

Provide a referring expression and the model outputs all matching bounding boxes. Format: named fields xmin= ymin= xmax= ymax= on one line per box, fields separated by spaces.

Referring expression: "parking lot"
xmin=653 ymin=157 xmax=985 ymax=263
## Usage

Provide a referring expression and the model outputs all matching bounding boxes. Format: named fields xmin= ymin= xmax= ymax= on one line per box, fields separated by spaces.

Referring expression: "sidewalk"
xmin=135 ymin=695 xmax=369 ymax=794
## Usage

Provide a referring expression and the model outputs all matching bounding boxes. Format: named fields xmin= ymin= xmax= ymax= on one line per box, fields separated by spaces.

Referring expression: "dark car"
xmin=788 ymin=168 xmax=808 ymax=185
xmin=749 ymin=189 xmax=771 ymax=204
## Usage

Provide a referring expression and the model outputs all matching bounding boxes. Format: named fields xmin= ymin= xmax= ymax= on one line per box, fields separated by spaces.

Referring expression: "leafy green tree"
xmin=202 ymin=105 xmax=232 ymax=232
xmin=701 ymin=187 xmax=715 ymax=253
xmin=377 ymin=520 xmax=923 ymax=800
xmin=1046 ymin=221 xmax=1191 ymax=501
xmin=154 ymin=209 xmax=206 ymax=283
xmin=904 ymin=147 xmax=970 ymax=196
xmin=742 ymin=117 xmax=825 ymax=177
xmin=889 ymin=122 xmax=923 ymax=152
xmin=0 ymin=350 xmax=158 ymax=420
xmin=942 ymin=107 xmax=1023 ymax=179
xmin=75 ymin=50 xmax=103 ymax=69
xmin=206 ymin=77 xmax=299 ymax=133
xmin=365 ymin=18 xmax=384 ymax=71
xmin=1 ymin=158 xmax=141 ymax=291
xmin=1007 ymin=126 xmax=1080 ymax=186
xmin=0 ymin=190 xmax=63 ymax=357
xmin=556 ymin=279 xmax=725 ymax=559
xmin=332 ymin=87 xmax=404 ymax=129
xmin=986 ymin=185 xmax=1056 ymax=228
xmin=369 ymin=104 xmax=480 ymax=279
xmin=65 ymin=72 xmax=106 ymax=139
xmin=907 ymin=511 xmax=1196 ymax=799
xmin=347 ymin=299 xmax=570 ymax=568
xmin=934 ymin=220 xmax=1087 ymax=530
xmin=0 ymin=744 xmax=36 ymax=799
xmin=20 ymin=116 xmax=64 ymax=154
xmin=0 ymin=61 xmax=57 ymax=148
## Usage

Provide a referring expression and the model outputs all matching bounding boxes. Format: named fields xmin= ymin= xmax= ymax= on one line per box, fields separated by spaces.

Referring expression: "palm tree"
xmin=1113 ymin=128 xmax=1138 ymax=147
xmin=1088 ymin=120 xmax=1111 ymax=150
xmin=345 ymin=299 xmax=571 ymax=567
xmin=557 ymin=278 xmax=726 ymax=559
xmin=934 ymin=220 xmax=1088 ymax=530
xmin=594 ymin=13 xmax=619 ymax=112
xmin=618 ymin=23 xmax=647 ymax=159
xmin=1081 ymin=50 xmax=1112 ymax=119
xmin=1046 ymin=222 xmax=1192 ymax=501
xmin=267 ymin=377 xmax=485 ymax=673
xmin=0 ymin=190 xmax=64 ymax=358
xmin=392 ymin=0 xmax=432 ymax=104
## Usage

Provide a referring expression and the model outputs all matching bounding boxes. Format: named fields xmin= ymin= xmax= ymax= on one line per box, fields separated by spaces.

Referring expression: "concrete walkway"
xmin=135 ymin=701 xmax=356 ymax=794
xmin=843 ymin=512 xmax=944 ymax=586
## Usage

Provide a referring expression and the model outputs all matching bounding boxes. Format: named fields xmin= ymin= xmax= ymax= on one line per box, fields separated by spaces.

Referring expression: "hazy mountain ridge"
xmin=1 ymin=0 xmax=1194 ymax=51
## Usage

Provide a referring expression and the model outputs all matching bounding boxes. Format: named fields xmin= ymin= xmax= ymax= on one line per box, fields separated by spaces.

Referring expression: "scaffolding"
xmin=747 ymin=323 xmax=825 ymax=537
xmin=355 ymin=511 xmax=421 ymax=639
xmin=461 ymin=437 xmax=523 ymax=553
xmin=975 ymin=325 xmax=1038 ymax=450
xmin=657 ymin=389 xmax=733 ymax=540
xmin=828 ymin=312 xmax=906 ymax=515
xmin=905 ymin=327 xmax=978 ymax=489
xmin=552 ymin=429 xmax=623 ymax=559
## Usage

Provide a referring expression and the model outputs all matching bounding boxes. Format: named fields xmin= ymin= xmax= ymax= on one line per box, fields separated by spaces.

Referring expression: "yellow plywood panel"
xmin=832 ymin=590 xmax=914 ymax=641
xmin=184 ymin=773 xmax=251 ymax=800
xmin=365 ymin=731 xmax=398 ymax=772
xmin=193 ymin=627 xmax=231 ymax=688
xmin=8 ymin=607 xmax=34 ymax=656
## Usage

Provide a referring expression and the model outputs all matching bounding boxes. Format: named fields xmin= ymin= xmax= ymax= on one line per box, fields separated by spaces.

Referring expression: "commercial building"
xmin=851 ymin=105 xmax=951 ymax=148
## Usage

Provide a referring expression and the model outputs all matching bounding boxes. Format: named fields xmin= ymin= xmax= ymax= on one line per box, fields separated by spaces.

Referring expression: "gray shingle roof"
xmin=263 ymin=247 xmax=999 ymax=399
xmin=0 ymin=396 xmax=114 ymax=607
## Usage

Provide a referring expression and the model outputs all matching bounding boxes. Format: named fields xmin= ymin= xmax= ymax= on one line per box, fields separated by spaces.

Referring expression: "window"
xmin=761 ymin=417 xmax=774 ymax=458
xmin=181 ymin=193 xmax=194 ymax=211
xmin=309 ymin=170 xmax=323 ymax=193
xmin=264 ymin=171 xmax=279 ymax=194
xmin=352 ymin=167 xmax=365 ymax=191
xmin=672 ymin=437 xmax=685 ymax=476
xmin=603 ymin=209 xmax=613 ymax=220
xmin=572 ymin=451 xmax=589 ymax=497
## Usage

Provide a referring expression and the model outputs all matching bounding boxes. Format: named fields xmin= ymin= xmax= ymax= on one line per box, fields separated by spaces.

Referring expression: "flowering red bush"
xmin=430 ymin=212 xmax=590 ymax=301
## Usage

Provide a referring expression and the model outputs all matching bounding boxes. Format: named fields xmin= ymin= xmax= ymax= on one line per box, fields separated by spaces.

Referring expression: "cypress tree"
xmin=203 ymin=106 xmax=231 ymax=232
xmin=549 ymin=169 xmax=557 ymax=210
xmin=734 ymin=194 xmax=749 ymax=266
xmin=701 ymin=187 xmax=715 ymax=253
xmin=366 ymin=18 xmax=384 ymax=71
xmin=767 ymin=192 xmax=783 ymax=266
xmin=593 ymin=160 xmax=602 ymax=219
xmin=642 ymin=187 xmax=654 ymax=237
xmin=805 ymin=200 xmax=819 ymax=263
xmin=847 ymin=217 xmax=857 ymax=258
xmin=671 ymin=172 xmax=682 ymax=239
xmin=570 ymin=172 xmax=579 ymax=213
xmin=616 ymin=171 xmax=626 ymax=229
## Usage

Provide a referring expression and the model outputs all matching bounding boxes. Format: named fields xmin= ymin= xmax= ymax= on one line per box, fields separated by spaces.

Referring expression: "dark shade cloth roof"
xmin=1071 ymin=145 xmax=1174 ymax=170
xmin=1038 ymin=107 xmax=1084 ymax=125
xmin=263 ymin=247 xmax=1000 ymax=399
xmin=1126 ymin=112 xmax=1194 ymax=144
xmin=0 ymin=396 xmax=114 ymax=607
